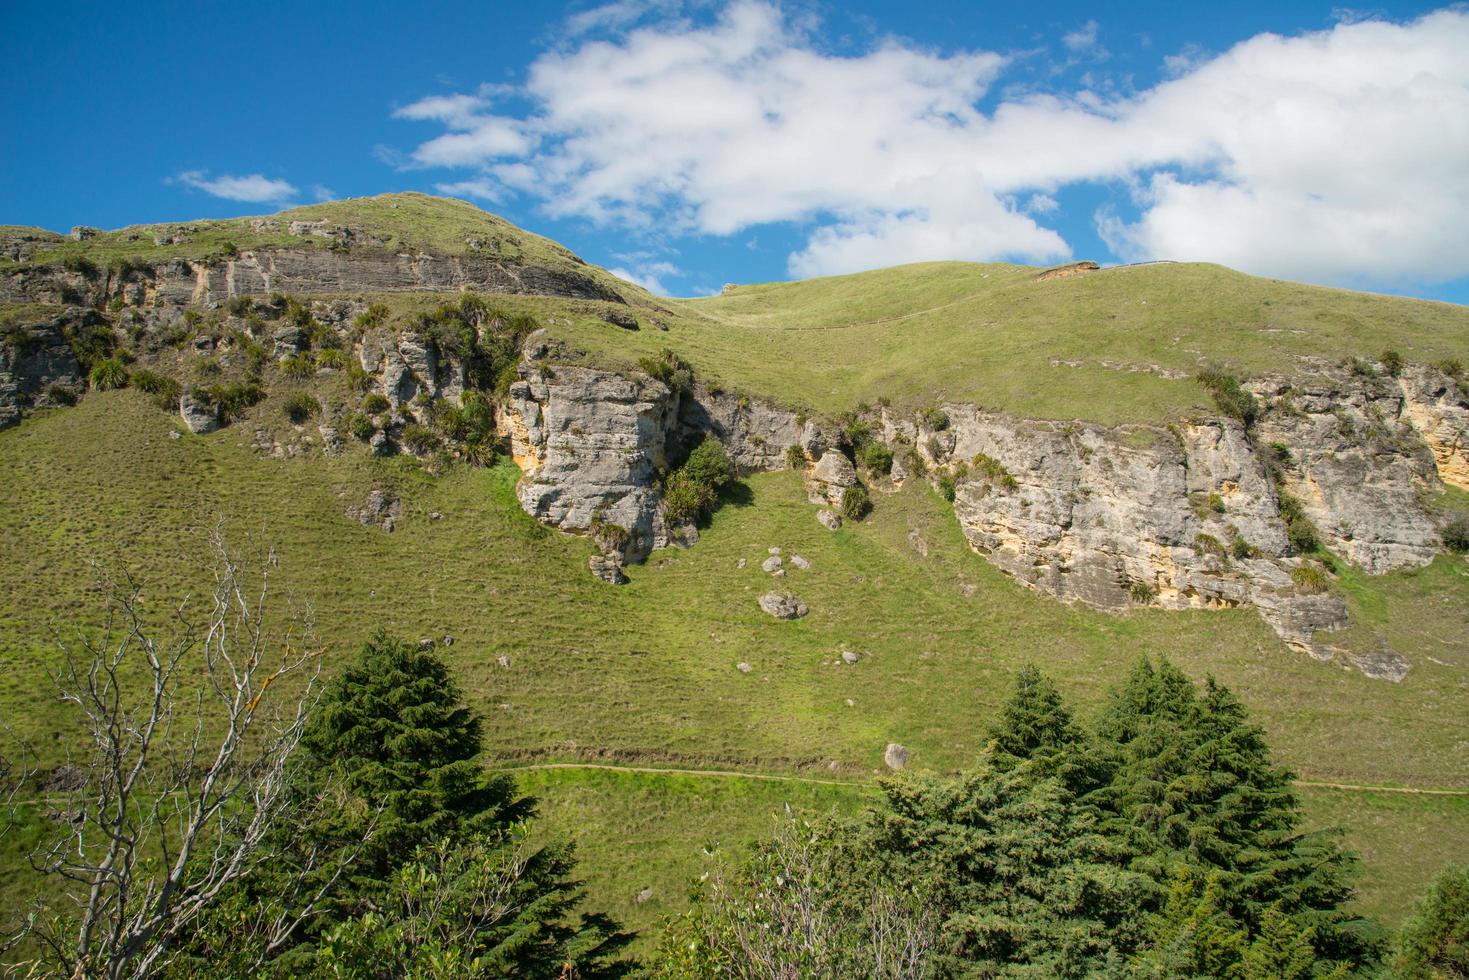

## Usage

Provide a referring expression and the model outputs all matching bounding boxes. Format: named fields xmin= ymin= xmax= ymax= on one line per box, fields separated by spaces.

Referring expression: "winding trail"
xmin=493 ymin=762 xmax=1469 ymax=797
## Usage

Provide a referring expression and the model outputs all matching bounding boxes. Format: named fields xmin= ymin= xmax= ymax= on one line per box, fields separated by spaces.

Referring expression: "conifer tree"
xmin=1393 ymin=864 xmax=1469 ymax=979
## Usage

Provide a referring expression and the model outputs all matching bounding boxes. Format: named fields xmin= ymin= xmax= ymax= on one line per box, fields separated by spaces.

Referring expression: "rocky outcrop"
xmin=0 ymin=246 xmax=624 ymax=308
xmin=0 ymin=310 xmax=87 ymax=428
xmin=502 ymin=364 xmax=803 ymax=563
xmin=758 ymin=592 xmax=808 ymax=620
xmin=806 ymin=451 xmax=858 ymax=507
xmin=178 ymin=389 xmax=220 ymax=434
xmin=1398 ymin=365 xmax=1469 ymax=491
xmin=1251 ymin=361 xmax=1443 ymax=573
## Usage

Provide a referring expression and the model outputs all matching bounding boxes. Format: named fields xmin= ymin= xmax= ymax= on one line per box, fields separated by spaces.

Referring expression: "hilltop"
xmin=1 ymin=193 xmax=1467 ymax=947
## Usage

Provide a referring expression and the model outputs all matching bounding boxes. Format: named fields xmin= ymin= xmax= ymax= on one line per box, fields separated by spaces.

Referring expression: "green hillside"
xmin=553 ymin=259 xmax=1469 ymax=424
xmin=1 ymin=391 xmax=1465 ymax=947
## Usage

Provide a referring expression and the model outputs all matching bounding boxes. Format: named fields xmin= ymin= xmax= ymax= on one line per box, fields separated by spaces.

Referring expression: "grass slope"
xmin=551 ymin=259 xmax=1469 ymax=424
xmin=1 ymin=391 xmax=1465 ymax=945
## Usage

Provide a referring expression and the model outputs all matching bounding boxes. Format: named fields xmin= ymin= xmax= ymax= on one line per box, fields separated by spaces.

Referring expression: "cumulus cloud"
xmin=609 ymin=258 xmax=681 ymax=294
xmin=396 ymin=2 xmax=1469 ymax=287
xmin=172 ymin=171 xmax=298 ymax=203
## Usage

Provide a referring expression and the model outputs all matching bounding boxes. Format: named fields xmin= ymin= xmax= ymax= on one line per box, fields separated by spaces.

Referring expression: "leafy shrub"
xmin=938 ymin=475 xmax=957 ymax=502
xmin=345 ymin=363 xmax=373 ymax=392
xmin=1230 ymin=530 xmax=1260 ymax=560
xmin=362 ymin=392 xmax=391 ymax=415
xmin=1277 ymin=492 xmax=1321 ymax=553
xmin=45 ymin=382 xmax=79 ymax=406
xmin=88 ymin=358 xmax=129 ymax=391
xmin=861 ymin=443 xmax=893 ymax=474
xmin=919 ymin=405 xmax=950 ymax=431
xmin=1196 ymin=367 xmax=1257 ymax=426
xmin=280 ymin=353 xmax=315 ymax=380
xmin=242 ymin=342 xmax=269 ymax=379
xmin=343 ymin=412 xmax=375 ymax=441
xmin=205 ymin=382 xmax=263 ymax=421
xmin=1194 ymin=533 xmax=1226 ymax=558
xmin=282 ymin=392 xmax=320 ymax=423
xmin=1129 ymin=581 xmax=1155 ymax=604
xmin=1207 ymin=492 xmax=1225 ymax=514
xmin=315 ymin=349 xmax=348 ymax=370
xmin=61 ymin=254 xmax=99 ymax=279
xmin=354 ymin=303 xmax=389 ymax=332
xmin=785 ymin=444 xmax=806 ymax=469
xmin=1379 ymin=348 xmax=1404 ymax=378
xmin=971 ymin=453 xmax=1019 ymax=492
xmin=638 ymin=348 xmax=694 ymax=393
xmin=662 ymin=471 xmax=713 ymax=526
xmin=129 ymin=368 xmax=171 ymax=395
xmin=1444 ymin=517 xmax=1469 ymax=554
xmin=400 ymin=424 xmax=440 ymax=455
xmin=840 ymin=484 xmax=872 ymax=521
xmin=1290 ymin=564 xmax=1330 ymax=593
xmin=681 ymin=438 xmax=733 ymax=489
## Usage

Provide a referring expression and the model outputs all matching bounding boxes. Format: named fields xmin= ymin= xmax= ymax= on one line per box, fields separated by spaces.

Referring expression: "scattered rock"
xmin=817 ymin=510 xmax=842 ymax=530
xmin=42 ymin=764 xmax=86 ymax=792
xmin=351 ymin=489 xmax=401 ymax=529
xmin=907 ymin=529 xmax=929 ymax=557
xmin=772 ymin=568 xmax=786 ymax=578
xmin=417 ymin=638 xmax=436 ymax=651
xmin=736 ymin=558 xmax=747 ymax=569
xmin=768 ymin=546 xmax=782 ymax=556
xmin=168 ymin=430 xmax=181 ymax=440
xmin=758 ymin=592 xmax=808 ymax=620
xmin=318 ymin=425 xmax=342 ymax=455
xmin=68 ymin=226 xmax=100 ymax=241
xmin=845 ymin=698 xmax=855 ymax=707
xmin=603 ymin=310 xmax=640 ymax=330
xmin=369 ymin=431 xmax=391 ymax=456
xmin=497 ymin=655 xmax=511 ymax=668
xmin=635 ymin=887 xmax=655 ymax=904
xmin=430 ymin=511 xmax=443 ymax=521
xmin=761 ymin=555 xmax=783 ymax=573
xmin=841 ymin=651 xmax=859 ymax=664
xmin=789 ymin=554 xmax=810 ymax=570
xmin=442 ymin=635 xmax=454 ymax=646
xmin=589 ymin=554 xmax=629 ymax=585
xmin=178 ymin=389 xmax=220 ymax=434
xmin=736 ymin=661 xmax=752 ymax=673
xmin=884 ymin=743 xmax=909 ymax=770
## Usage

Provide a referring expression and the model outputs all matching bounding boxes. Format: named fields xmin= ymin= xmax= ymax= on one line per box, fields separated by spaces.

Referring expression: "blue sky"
xmin=3 ymin=1 xmax=1467 ymax=304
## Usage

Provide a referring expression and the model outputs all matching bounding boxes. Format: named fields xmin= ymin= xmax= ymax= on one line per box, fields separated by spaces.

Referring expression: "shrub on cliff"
xmin=663 ymin=438 xmax=733 ymax=526
xmin=1197 ymin=368 xmax=1257 ymax=427
xmin=87 ymin=357 xmax=128 ymax=391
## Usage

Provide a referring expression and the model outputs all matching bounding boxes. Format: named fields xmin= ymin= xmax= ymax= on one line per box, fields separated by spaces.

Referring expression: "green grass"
xmin=0 ymin=389 xmax=1465 ymax=940
xmin=548 ymin=260 xmax=1469 ymax=424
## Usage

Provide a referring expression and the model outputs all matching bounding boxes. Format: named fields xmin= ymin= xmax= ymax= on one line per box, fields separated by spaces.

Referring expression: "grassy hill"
xmin=1 ymin=194 xmax=1467 ymax=952
xmin=1 ymin=391 xmax=1465 ymax=946
xmin=551 ymin=259 xmax=1469 ymax=424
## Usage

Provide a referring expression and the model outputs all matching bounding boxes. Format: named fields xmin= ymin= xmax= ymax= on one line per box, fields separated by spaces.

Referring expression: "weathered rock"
xmin=758 ymin=592 xmax=808 ymax=620
xmin=1398 ymin=365 xmax=1469 ymax=491
xmin=0 ymin=310 xmax=86 ymax=428
xmin=178 ymin=389 xmax=220 ymax=434
xmin=789 ymin=554 xmax=810 ymax=570
xmin=497 ymin=655 xmax=511 ymax=668
xmin=884 ymin=743 xmax=909 ymax=770
xmin=907 ymin=530 xmax=929 ymax=556
xmin=317 ymin=425 xmax=342 ymax=455
xmin=841 ymin=650 xmax=859 ymax=664
xmin=761 ymin=555 xmax=783 ymax=573
xmin=369 ymin=431 xmax=391 ymax=456
xmin=603 ymin=310 xmax=639 ymax=329
xmin=272 ymin=325 xmax=305 ymax=358
xmin=817 ymin=509 xmax=842 ymax=530
xmin=589 ymin=554 xmax=629 ymax=585
xmin=351 ymin=489 xmax=401 ymax=528
xmin=807 ymin=451 xmax=858 ymax=507
xmin=736 ymin=661 xmax=752 ymax=673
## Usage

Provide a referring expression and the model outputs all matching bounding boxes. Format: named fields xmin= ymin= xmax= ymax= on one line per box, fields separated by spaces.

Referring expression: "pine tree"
xmin=1393 ymin=864 xmax=1469 ymax=979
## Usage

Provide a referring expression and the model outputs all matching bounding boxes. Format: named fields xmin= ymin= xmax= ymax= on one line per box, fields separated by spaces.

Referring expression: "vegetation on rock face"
xmin=1197 ymin=367 xmax=1258 ymax=426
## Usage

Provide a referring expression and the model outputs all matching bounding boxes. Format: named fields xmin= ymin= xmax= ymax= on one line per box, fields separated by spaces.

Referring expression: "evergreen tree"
xmin=865 ymin=760 xmax=1152 ymax=977
xmin=1393 ymin=864 xmax=1469 ymax=979
xmin=986 ymin=663 xmax=1099 ymax=792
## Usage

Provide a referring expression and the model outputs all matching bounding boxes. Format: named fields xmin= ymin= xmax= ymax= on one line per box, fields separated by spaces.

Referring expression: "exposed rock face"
xmin=503 ymin=365 xmax=679 ymax=562
xmin=0 ymin=247 xmax=623 ymax=309
xmin=807 ymin=451 xmax=858 ymax=507
xmin=1251 ymin=361 xmax=1444 ymax=573
xmin=0 ymin=310 xmax=85 ymax=428
xmin=589 ymin=554 xmax=629 ymax=584
xmin=1398 ymin=365 xmax=1469 ymax=491
xmin=884 ymin=743 xmax=909 ymax=770
xmin=178 ymin=389 xmax=220 ymax=434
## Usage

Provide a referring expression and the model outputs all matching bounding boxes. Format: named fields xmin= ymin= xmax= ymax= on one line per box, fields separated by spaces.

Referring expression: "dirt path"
xmin=496 ymin=762 xmax=1469 ymax=797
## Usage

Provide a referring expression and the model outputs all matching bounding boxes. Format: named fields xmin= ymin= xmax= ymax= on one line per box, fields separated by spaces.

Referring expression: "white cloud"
xmin=395 ymin=2 xmax=1469 ymax=287
xmin=173 ymin=171 xmax=298 ymax=203
xmin=435 ymin=178 xmax=505 ymax=202
xmin=609 ymin=259 xmax=681 ymax=294
xmin=1062 ymin=20 xmax=1099 ymax=52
